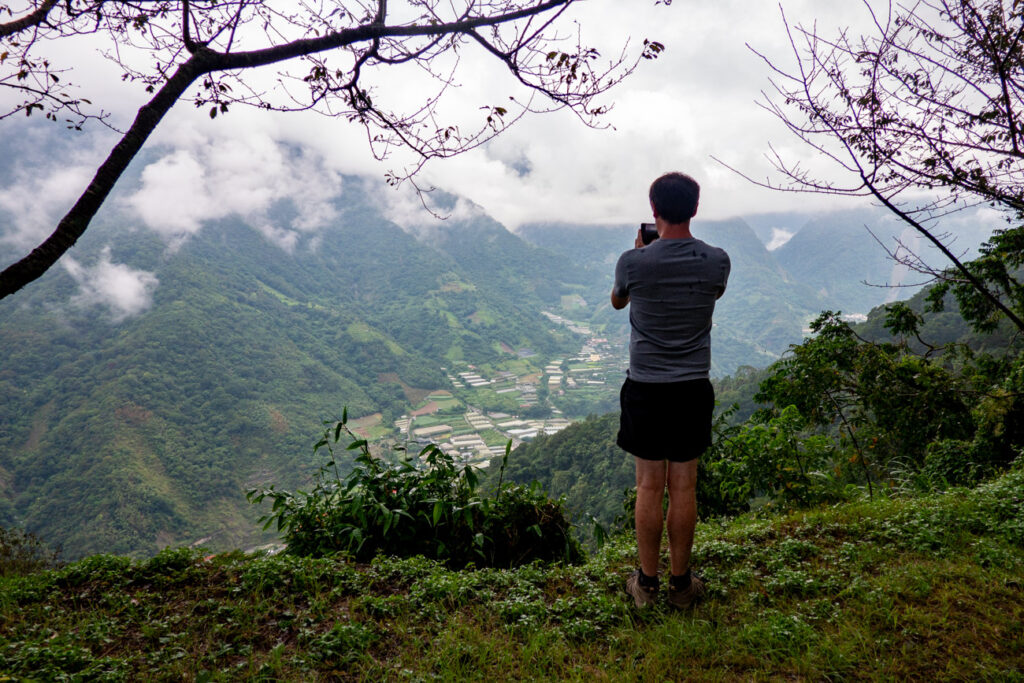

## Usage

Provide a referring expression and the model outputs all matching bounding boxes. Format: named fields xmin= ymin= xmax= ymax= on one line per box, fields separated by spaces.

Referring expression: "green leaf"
xmin=463 ymin=465 xmax=479 ymax=491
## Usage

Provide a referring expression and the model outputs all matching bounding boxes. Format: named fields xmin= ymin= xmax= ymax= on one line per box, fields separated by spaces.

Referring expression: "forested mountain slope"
xmin=0 ymin=180 xmax=585 ymax=558
xmin=770 ymin=208 xmax=994 ymax=315
xmin=3 ymin=124 xmax=1001 ymax=561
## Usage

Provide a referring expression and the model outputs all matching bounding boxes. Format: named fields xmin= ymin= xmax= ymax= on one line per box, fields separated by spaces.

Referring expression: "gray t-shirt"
xmin=613 ymin=237 xmax=730 ymax=382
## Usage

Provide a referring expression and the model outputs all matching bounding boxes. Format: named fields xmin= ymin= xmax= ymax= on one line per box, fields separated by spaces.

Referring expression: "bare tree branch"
xmin=0 ymin=0 xmax=58 ymax=38
xmin=734 ymin=0 xmax=1024 ymax=332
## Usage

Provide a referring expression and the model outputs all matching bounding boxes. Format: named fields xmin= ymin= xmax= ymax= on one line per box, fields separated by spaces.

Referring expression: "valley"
xmin=386 ymin=317 xmax=626 ymax=466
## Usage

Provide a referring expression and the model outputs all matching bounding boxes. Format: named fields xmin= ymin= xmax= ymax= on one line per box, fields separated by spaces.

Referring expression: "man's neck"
xmin=657 ymin=220 xmax=693 ymax=240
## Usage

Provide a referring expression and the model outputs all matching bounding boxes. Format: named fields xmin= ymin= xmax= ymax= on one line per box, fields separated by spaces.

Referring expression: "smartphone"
xmin=640 ymin=222 xmax=659 ymax=245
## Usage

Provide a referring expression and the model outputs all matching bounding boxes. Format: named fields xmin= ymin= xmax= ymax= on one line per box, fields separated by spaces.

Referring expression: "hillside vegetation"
xmin=1 ymin=465 xmax=1021 ymax=680
xmin=0 ymin=189 xmax=584 ymax=558
xmin=5 ymin=185 xmax=1024 ymax=680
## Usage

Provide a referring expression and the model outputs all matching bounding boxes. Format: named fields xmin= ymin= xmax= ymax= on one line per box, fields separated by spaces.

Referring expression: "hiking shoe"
xmin=667 ymin=573 xmax=706 ymax=610
xmin=625 ymin=570 xmax=658 ymax=608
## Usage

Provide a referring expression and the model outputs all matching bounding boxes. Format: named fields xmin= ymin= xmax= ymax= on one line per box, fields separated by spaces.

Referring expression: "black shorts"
xmin=617 ymin=377 xmax=714 ymax=462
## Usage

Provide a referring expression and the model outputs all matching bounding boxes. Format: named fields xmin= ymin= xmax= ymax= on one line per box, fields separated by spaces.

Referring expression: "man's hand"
xmin=611 ymin=291 xmax=629 ymax=310
xmin=634 ymin=228 xmax=645 ymax=249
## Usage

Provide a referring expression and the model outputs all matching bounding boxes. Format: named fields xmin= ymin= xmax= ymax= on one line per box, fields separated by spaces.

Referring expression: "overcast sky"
xmin=311 ymin=0 xmax=877 ymax=228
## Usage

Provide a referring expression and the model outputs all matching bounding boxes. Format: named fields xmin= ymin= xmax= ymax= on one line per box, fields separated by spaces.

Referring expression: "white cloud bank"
xmin=63 ymin=247 xmax=159 ymax=321
xmin=125 ymin=115 xmax=343 ymax=252
xmin=98 ymin=0 xmax=884 ymax=238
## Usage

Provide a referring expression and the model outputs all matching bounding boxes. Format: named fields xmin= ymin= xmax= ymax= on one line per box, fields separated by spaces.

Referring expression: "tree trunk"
xmin=0 ymin=54 xmax=208 ymax=300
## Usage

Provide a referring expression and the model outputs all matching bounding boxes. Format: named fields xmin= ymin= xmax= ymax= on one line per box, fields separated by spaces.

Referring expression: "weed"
xmin=249 ymin=417 xmax=582 ymax=568
xmin=302 ymin=621 xmax=377 ymax=666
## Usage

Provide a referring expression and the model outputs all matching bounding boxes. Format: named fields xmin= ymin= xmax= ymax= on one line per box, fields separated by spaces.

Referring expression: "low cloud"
xmin=2 ymin=0 xmax=921 ymax=261
xmin=766 ymin=228 xmax=795 ymax=251
xmin=0 ymin=164 xmax=95 ymax=252
xmin=373 ymin=180 xmax=487 ymax=241
xmin=63 ymin=247 xmax=159 ymax=321
xmin=125 ymin=150 xmax=213 ymax=242
xmin=0 ymin=120 xmax=121 ymax=259
xmin=125 ymin=115 xmax=343 ymax=252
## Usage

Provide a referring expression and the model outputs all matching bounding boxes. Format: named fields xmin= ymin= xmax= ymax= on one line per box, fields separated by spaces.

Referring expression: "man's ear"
xmin=691 ymin=200 xmax=699 ymax=219
xmin=650 ymin=200 xmax=659 ymax=219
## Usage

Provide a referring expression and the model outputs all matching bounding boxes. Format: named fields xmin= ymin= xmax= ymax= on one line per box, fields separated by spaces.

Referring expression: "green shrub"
xmin=248 ymin=416 xmax=582 ymax=568
xmin=705 ymin=405 xmax=850 ymax=510
xmin=0 ymin=527 xmax=62 ymax=577
xmin=967 ymin=356 xmax=1024 ymax=473
xmin=478 ymin=481 xmax=582 ymax=568
xmin=921 ymin=439 xmax=985 ymax=487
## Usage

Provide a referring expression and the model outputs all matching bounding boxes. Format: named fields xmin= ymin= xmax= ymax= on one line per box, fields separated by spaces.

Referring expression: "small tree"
xmin=0 ymin=526 xmax=62 ymax=577
xmin=754 ymin=310 xmax=975 ymax=489
xmin=747 ymin=0 xmax=1024 ymax=332
xmin=0 ymin=0 xmax=664 ymax=299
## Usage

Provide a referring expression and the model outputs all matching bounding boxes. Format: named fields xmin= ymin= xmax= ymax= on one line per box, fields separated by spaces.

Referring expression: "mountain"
xmin=772 ymin=207 xmax=996 ymax=315
xmin=3 ymin=121 xmax=1003 ymax=560
xmin=10 ymin=179 xmax=852 ymax=557
xmin=518 ymin=207 xmax=1001 ymax=369
xmin=0 ymin=180 xmax=587 ymax=558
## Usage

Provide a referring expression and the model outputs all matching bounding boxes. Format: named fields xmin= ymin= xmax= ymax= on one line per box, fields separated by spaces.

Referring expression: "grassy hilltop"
xmin=2 ymin=465 xmax=1021 ymax=681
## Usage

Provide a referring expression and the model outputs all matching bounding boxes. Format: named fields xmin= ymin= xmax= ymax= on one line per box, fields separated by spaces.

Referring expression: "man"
xmin=611 ymin=172 xmax=730 ymax=609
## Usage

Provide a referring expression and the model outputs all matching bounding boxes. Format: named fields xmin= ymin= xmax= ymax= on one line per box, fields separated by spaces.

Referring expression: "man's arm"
xmin=715 ymin=252 xmax=731 ymax=300
xmin=611 ymin=236 xmax=640 ymax=310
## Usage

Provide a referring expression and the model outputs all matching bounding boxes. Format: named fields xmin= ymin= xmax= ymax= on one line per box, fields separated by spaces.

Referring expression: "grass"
xmin=2 ymin=468 xmax=1022 ymax=681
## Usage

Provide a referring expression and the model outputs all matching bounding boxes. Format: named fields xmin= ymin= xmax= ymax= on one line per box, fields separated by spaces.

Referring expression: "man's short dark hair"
xmin=649 ymin=172 xmax=700 ymax=224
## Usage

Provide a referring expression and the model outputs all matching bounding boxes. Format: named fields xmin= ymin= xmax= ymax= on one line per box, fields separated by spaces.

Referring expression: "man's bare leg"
xmin=634 ymin=458 xmax=668 ymax=577
xmin=666 ymin=459 xmax=699 ymax=576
